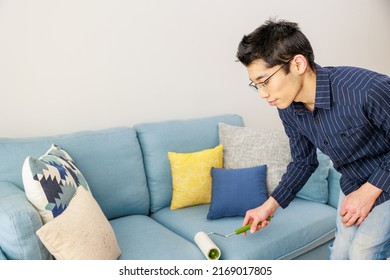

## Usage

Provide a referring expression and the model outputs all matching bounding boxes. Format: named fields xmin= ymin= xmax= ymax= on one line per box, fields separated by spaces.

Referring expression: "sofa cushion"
xmin=22 ymin=144 xmax=90 ymax=224
xmin=207 ymin=165 xmax=268 ymax=219
xmin=36 ymin=187 xmax=121 ymax=260
xmin=327 ymin=167 xmax=342 ymax=208
xmin=168 ymin=144 xmax=223 ymax=210
xmin=296 ymin=150 xmax=330 ymax=203
xmin=110 ymin=215 xmax=204 ymax=260
xmin=135 ymin=114 xmax=244 ymax=213
xmin=219 ymin=123 xmax=330 ymax=203
xmin=0 ymin=127 xmax=149 ymax=220
xmin=0 ymin=182 xmax=51 ymax=260
xmin=151 ymin=200 xmax=336 ymax=260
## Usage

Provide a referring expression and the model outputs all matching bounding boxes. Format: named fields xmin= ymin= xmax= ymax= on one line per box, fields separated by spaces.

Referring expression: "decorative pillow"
xmin=207 ymin=165 xmax=268 ymax=219
xmin=168 ymin=144 xmax=223 ymax=210
xmin=22 ymin=144 xmax=90 ymax=224
xmin=219 ymin=123 xmax=290 ymax=195
xmin=219 ymin=123 xmax=331 ymax=203
xmin=36 ymin=187 xmax=121 ymax=260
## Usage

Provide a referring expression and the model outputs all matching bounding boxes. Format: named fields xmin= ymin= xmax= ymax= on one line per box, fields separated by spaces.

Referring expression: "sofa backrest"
xmin=0 ymin=127 xmax=149 ymax=219
xmin=135 ymin=114 xmax=244 ymax=213
xmin=327 ymin=167 xmax=341 ymax=208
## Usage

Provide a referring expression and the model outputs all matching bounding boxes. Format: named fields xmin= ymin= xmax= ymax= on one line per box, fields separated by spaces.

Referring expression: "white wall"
xmin=1 ymin=0 xmax=389 ymax=137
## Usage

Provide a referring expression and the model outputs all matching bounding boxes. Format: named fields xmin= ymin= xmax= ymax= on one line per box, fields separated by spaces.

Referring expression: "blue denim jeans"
xmin=329 ymin=192 xmax=390 ymax=259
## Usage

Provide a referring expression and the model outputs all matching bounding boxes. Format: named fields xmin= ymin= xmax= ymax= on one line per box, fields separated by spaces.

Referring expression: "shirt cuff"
xmin=368 ymin=163 xmax=390 ymax=194
xmin=271 ymin=185 xmax=296 ymax=209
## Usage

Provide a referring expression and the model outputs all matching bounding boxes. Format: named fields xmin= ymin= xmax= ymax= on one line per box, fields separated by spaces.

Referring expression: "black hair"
xmin=236 ymin=19 xmax=315 ymax=72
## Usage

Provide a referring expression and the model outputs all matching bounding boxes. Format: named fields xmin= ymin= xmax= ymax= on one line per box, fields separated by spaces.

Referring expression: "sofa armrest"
xmin=327 ymin=168 xmax=341 ymax=209
xmin=0 ymin=181 xmax=51 ymax=260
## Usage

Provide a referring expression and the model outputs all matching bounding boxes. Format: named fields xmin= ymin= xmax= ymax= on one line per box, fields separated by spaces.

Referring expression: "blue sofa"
xmin=0 ymin=114 xmax=340 ymax=260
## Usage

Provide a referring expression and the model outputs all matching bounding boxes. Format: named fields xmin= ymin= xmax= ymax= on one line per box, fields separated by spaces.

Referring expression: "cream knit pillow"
xmin=36 ymin=187 xmax=121 ymax=260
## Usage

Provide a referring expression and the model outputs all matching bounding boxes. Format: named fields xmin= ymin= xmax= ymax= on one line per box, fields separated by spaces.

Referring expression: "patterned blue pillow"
xmin=22 ymin=144 xmax=90 ymax=224
xmin=207 ymin=165 xmax=268 ymax=219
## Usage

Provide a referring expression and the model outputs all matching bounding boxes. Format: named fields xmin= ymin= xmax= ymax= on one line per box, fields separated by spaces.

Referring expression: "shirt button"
xmin=314 ymin=119 xmax=320 ymax=124
xmin=323 ymin=140 xmax=329 ymax=145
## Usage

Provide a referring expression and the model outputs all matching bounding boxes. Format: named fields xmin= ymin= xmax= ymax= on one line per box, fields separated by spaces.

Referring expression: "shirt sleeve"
xmin=271 ymin=117 xmax=319 ymax=208
xmin=366 ymin=74 xmax=390 ymax=195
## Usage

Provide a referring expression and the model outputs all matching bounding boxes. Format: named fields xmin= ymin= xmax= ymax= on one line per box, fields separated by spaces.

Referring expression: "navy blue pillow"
xmin=207 ymin=165 xmax=268 ymax=219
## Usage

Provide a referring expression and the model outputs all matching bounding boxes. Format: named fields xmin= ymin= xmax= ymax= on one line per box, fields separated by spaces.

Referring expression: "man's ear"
xmin=291 ymin=54 xmax=308 ymax=75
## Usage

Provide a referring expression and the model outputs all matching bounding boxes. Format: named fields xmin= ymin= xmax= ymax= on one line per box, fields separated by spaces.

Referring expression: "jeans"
xmin=329 ymin=192 xmax=390 ymax=259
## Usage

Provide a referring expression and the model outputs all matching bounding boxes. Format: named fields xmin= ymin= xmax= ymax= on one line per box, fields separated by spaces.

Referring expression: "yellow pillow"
xmin=168 ymin=144 xmax=223 ymax=210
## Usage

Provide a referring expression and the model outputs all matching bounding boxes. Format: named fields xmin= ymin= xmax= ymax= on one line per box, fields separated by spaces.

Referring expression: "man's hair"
xmin=236 ymin=19 xmax=315 ymax=72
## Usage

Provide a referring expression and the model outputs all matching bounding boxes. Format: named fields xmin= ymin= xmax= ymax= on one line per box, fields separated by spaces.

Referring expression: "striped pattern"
xmin=273 ymin=65 xmax=390 ymax=209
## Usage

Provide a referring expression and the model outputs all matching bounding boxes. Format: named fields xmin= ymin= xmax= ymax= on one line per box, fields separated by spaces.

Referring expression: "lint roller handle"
xmin=235 ymin=216 xmax=272 ymax=235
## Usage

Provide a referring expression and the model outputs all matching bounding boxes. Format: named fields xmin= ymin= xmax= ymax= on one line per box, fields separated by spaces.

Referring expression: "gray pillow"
xmin=219 ymin=123 xmax=331 ymax=204
xmin=218 ymin=123 xmax=290 ymax=195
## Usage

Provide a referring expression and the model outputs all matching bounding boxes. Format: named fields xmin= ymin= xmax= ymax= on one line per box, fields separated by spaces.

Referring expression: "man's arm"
xmin=342 ymin=73 xmax=390 ymax=227
xmin=271 ymin=119 xmax=319 ymax=208
xmin=242 ymin=118 xmax=318 ymax=234
xmin=366 ymin=74 xmax=390 ymax=195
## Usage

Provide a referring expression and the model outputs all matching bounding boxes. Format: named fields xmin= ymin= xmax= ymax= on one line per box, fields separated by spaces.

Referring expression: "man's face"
xmin=246 ymin=59 xmax=301 ymax=109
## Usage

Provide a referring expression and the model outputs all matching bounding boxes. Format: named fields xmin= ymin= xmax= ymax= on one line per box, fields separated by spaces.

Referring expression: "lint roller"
xmin=194 ymin=231 xmax=221 ymax=260
xmin=194 ymin=216 xmax=272 ymax=260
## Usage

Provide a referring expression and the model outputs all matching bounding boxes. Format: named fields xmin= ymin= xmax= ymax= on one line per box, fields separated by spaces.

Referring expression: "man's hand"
xmin=340 ymin=182 xmax=382 ymax=227
xmin=242 ymin=197 xmax=279 ymax=235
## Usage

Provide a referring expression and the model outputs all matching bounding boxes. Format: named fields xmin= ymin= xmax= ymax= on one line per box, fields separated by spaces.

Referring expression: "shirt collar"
xmin=313 ymin=64 xmax=332 ymax=110
xmin=291 ymin=64 xmax=332 ymax=114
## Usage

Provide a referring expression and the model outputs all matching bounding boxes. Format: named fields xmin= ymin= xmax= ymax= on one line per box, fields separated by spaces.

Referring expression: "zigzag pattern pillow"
xmin=22 ymin=144 xmax=90 ymax=224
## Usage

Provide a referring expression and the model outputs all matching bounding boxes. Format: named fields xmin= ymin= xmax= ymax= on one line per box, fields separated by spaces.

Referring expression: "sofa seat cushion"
xmin=151 ymin=199 xmax=337 ymax=260
xmin=0 ymin=127 xmax=149 ymax=220
xmin=135 ymin=114 xmax=244 ymax=213
xmin=110 ymin=215 xmax=204 ymax=260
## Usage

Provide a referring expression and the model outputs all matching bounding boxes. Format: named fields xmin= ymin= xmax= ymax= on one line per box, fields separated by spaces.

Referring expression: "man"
xmin=236 ymin=19 xmax=390 ymax=260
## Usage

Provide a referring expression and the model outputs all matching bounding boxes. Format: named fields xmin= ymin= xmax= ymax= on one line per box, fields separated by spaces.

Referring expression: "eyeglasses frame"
xmin=248 ymin=57 xmax=293 ymax=92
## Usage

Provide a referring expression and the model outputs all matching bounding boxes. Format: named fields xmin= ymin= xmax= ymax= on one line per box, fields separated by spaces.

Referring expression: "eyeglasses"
xmin=248 ymin=58 xmax=293 ymax=92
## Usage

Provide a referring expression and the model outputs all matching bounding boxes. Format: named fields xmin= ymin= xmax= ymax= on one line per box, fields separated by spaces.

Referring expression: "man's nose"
xmin=259 ymin=89 xmax=269 ymax=99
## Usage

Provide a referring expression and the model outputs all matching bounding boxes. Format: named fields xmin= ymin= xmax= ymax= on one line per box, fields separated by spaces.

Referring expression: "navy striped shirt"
xmin=273 ymin=64 xmax=390 ymax=209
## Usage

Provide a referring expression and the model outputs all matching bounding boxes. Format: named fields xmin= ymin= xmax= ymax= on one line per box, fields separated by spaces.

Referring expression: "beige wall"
xmin=1 ymin=0 xmax=389 ymax=137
